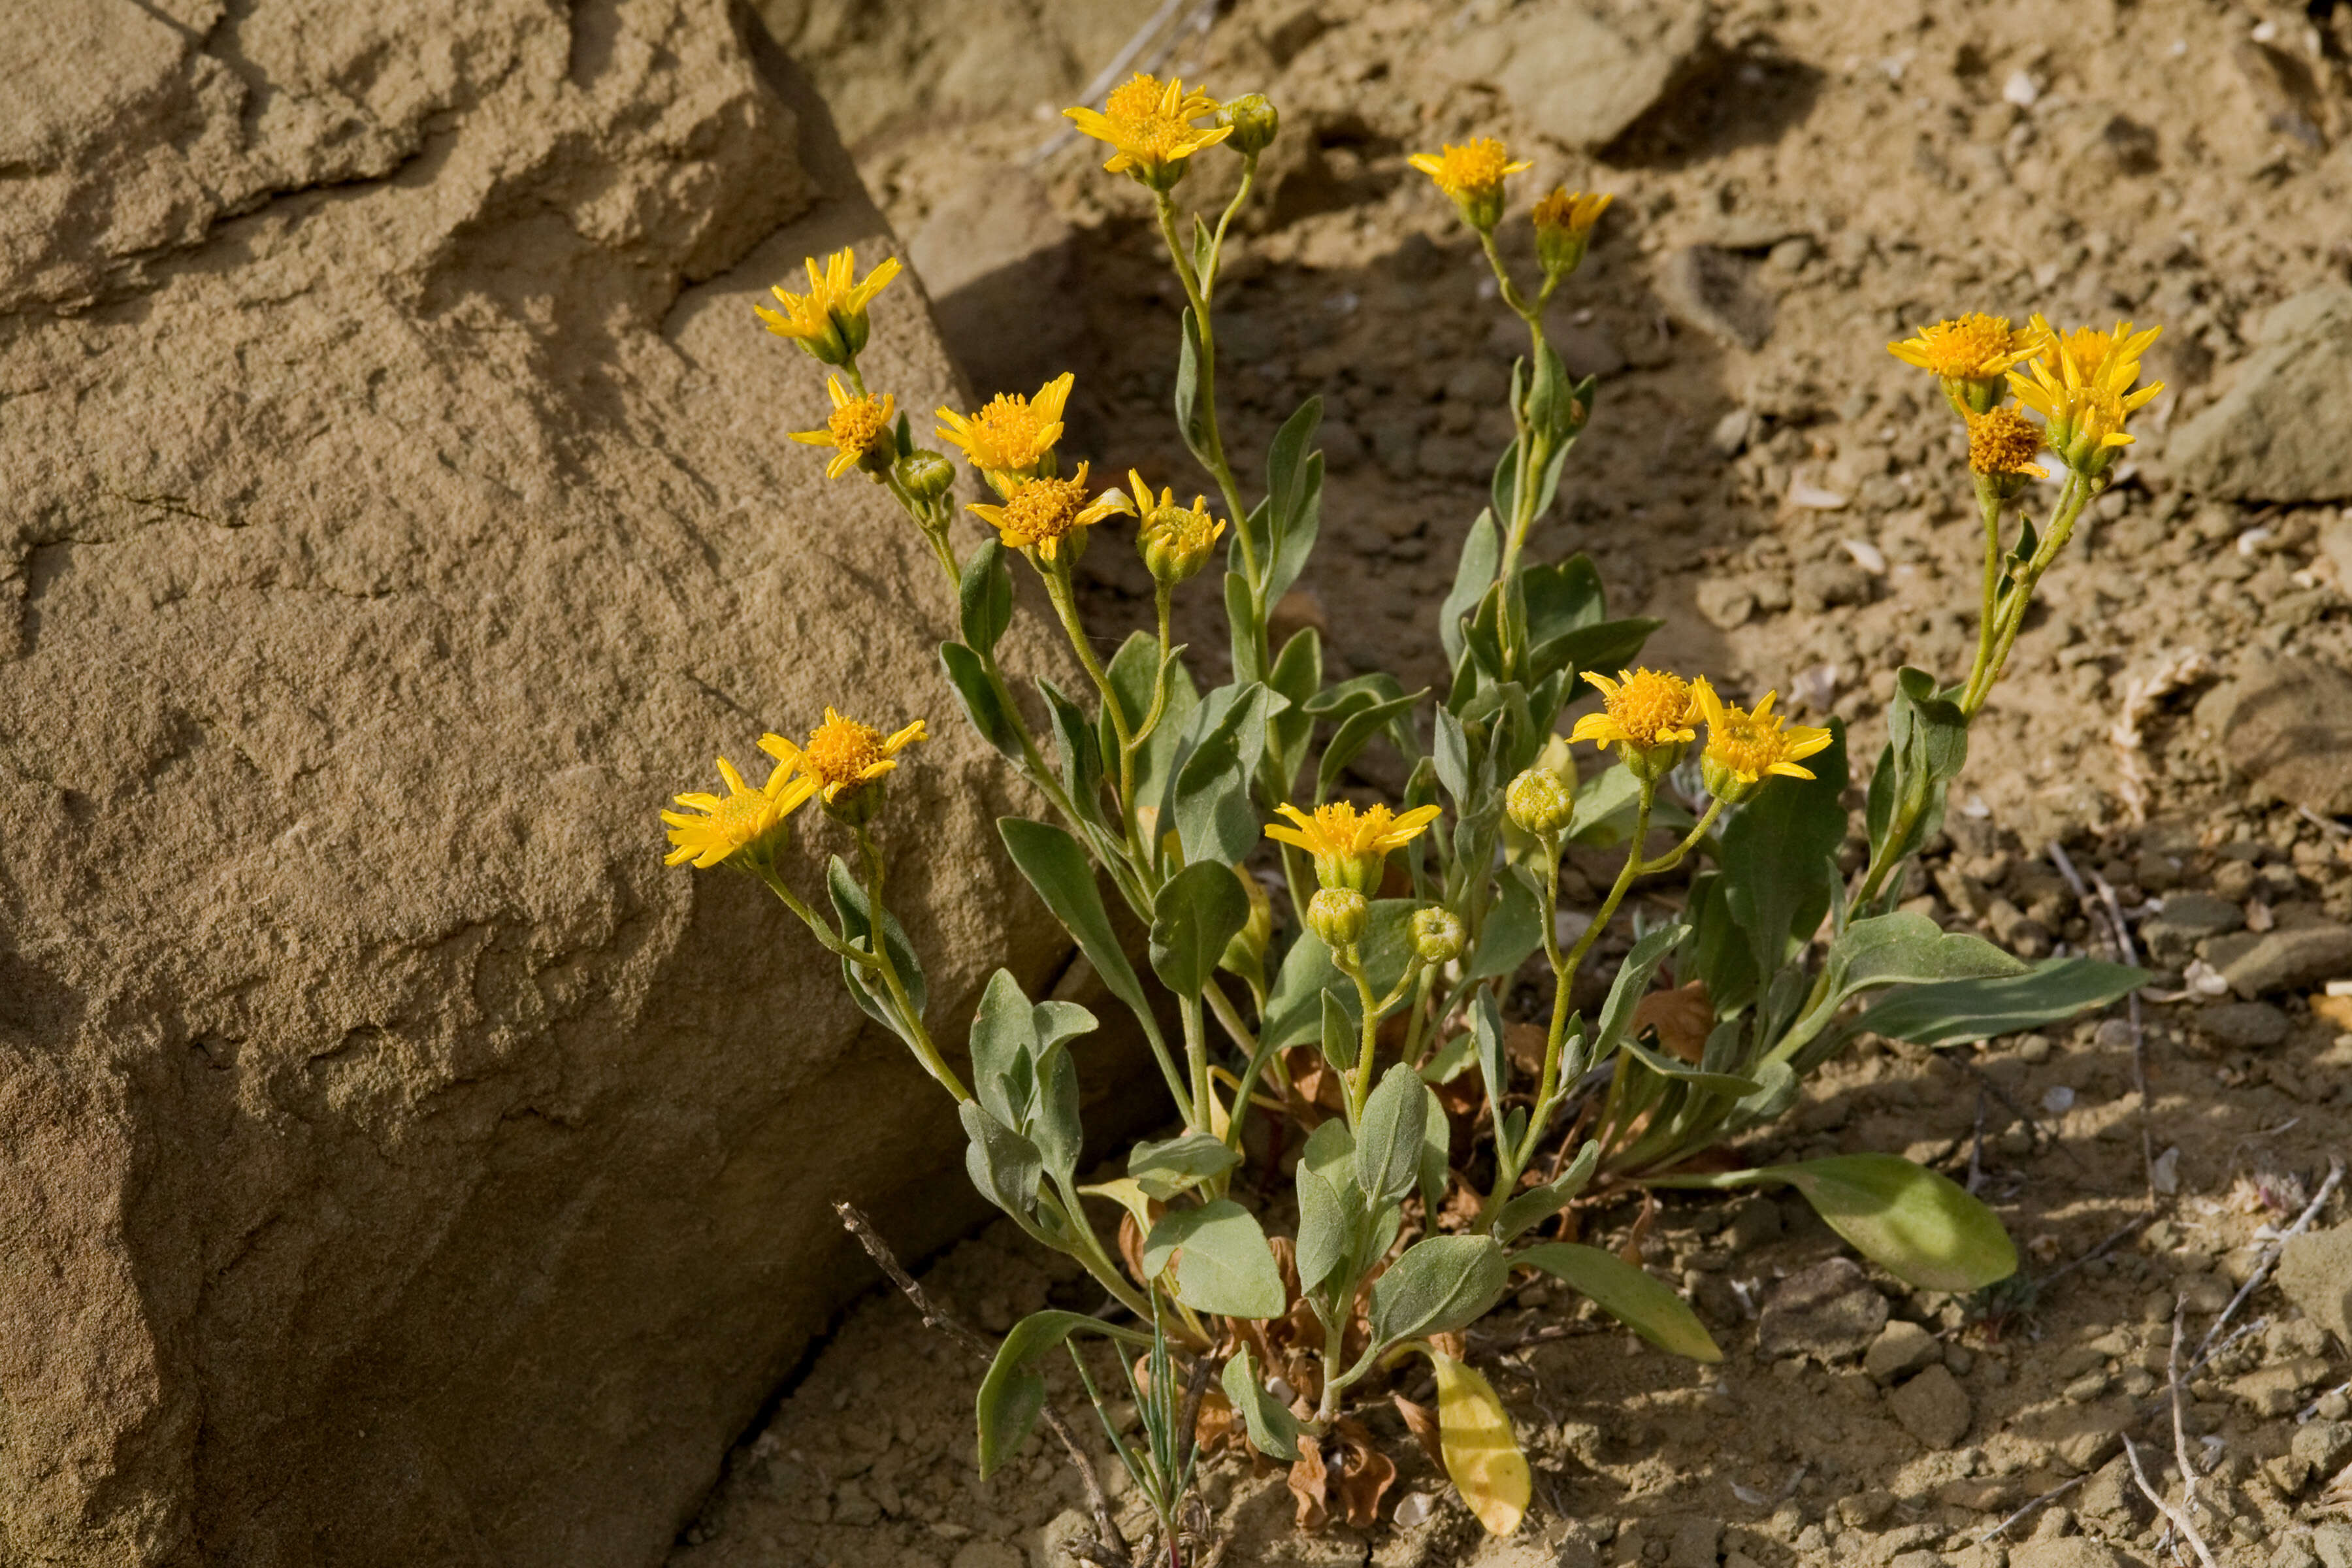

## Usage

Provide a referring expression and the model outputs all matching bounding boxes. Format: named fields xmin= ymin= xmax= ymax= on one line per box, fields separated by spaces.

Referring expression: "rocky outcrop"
xmin=2172 ymin=284 xmax=2352 ymax=502
xmin=0 ymin=3 xmax=1106 ymax=1563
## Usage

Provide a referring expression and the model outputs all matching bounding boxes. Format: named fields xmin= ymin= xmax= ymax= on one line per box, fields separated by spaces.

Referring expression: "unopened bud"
xmin=1505 ymin=768 xmax=1574 ymax=837
xmin=1307 ymin=887 xmax=1368 ymax=951
xmin=1409 ymin=906 xmax=1465 ymax=967
xmin=1220 ymin=94 xmax=1279 ymax=157
xmin=1139 ymin=500 xmax=1225 ymax=586
xmin=896 ymin=449 xmax=955 ymax=503
xmin=1218 ymin=868 xmax=1274 ymax=989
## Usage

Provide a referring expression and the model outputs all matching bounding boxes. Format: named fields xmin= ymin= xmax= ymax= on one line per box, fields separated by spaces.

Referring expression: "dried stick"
xmin=2193 ymin=1156 xmax=2344 ymax=1365
xmin=2046 ymin=843 xmax=2157 ymax=1205
xmin=835 ymin=1203 xmax=1132 ymax=1565
xmin=2125 ymin=1433 xmax=2217 ymax=1568
xmin=1976 ymin=1473 xmax=2087 ymax=1543
xmin=2164 ymin=1298 xmax=2210 ymax=1556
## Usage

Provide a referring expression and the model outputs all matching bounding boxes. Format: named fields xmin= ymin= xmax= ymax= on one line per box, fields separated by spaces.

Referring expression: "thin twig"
xmin=1977 ymin=1473 xmax=2086 ymax=1542
xmin=2193 ymin=1157 xmax=2344 ymax=1365
xmin=2166 ymin=1298 xmax=2209 ymax=1556
xmin=2125 ymin=1433 xmax=2217 ymax=1568
xmin=835 ymin=1203 xmax=1132 ymax=1565
xmin=1967 ymin=1086 xmax=1987 ymax=1195
xmin=2048 ymin=843 xmax=2159 ymax=1205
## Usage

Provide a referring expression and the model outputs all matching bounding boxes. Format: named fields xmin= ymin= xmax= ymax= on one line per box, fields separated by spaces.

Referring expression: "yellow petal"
xmin=1431 ymin=1354 xmax=1529 ymax=1536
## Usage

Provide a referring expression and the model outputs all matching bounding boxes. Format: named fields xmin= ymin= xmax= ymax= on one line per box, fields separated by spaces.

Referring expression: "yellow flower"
xmin=2007 ymin=318 xmax=2164 ymax=477
xmin=1063 ymin=73 xmax=1233 ymax=189
xmin=1963 ymin=405 xmax=2048 ymax=482
xmin=753 ymin=248 xmax=903 ymax=367
xmin=1887 ymin=314 xmax=2050 ymax=413
xmin=1570 ymin=668 xmax=1697 ymax=751
xmin=662 ymin=755 xmax=812 ymax=870
xmin=1265 ymin=800 xmax=1443 ymax=893
xmin=967 ymin=463 xmax=1134 ymax=563
xmin=1691 ymin=679 xmax=1833 ymax=804
xmin=762 ymin=710 xmax=928 ymax=823
xmin=1532 ymin=187 xmax=1611 ymax=276
xmin=1408 ymin=139 xmax=1531 ymax=229
xmin=936 ymin=372 xmax=1075 ymax=487
xmin=789 ymin=378 xmax=897 ymax=480
xmin=1124 ymin=468 xmax=1226 ymax=585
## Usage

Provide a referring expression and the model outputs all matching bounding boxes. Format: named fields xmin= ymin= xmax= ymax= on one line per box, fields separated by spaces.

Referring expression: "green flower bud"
xmin=1307 ymin=887 xmax=1368 ymax=951
xmin=1505 ymin=768 xmax=1574 ymax=838
xmin=1220 ymin=94 xmax=1279 ymax=157
xmin=1218 ymin=867 xmax=1273 ymax=991
xmin=1409 ymin=906 xmax=1465 ymax=967
xmin=896 ymin=449 xmax=956 ymax=503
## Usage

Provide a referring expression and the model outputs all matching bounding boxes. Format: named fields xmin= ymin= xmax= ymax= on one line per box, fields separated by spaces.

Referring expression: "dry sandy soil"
xmin=670 ymin=0 xmax=2352 ymax=1563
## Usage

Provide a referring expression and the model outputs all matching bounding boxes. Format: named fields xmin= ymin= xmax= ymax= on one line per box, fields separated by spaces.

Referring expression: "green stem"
xmin=1043 ymin=557 xmax=1146 ymax=866
xmin=1963 ymin=473 xmax=2092 ymax=715
xmin=1207 ymin=979 xmax=1272 ymax=1154
xmin=1151 ymin=194 xmax=1254 ymax=571
xmin=854 ymin=828 xmax=971 ymax=1103
xmin=1961 ymin=476 xmax=2004 ymax=702
xmin=755 ymin=867 xmax=869 ymax=964
xmin=1179 ymin=994 xmax=1213 ymax=1137
xmin=1201 ymin=156 xmax=1260 ymax=300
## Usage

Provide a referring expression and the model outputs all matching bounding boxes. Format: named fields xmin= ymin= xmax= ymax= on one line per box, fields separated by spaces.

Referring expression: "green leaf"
xmin=1720 ymin=721 xmax=1848 ymax=976
xmin=1175 ymin=307 xmax=1209 ymax=463
xmin=957 ymin=538 xmax=1014 ymax=653
xmin=1354 ymin=1062 xmax=1429 ymax=1206
xmin=1169 ymin=681 xmax=1279 ymax=866
xmin=1565 ymin=764 xmax=1693 ymax=847
xmin=1127 ymin=1130 xmax=1242 ymax=1200
xmin=1826 ymin=911 xmax=2031 ymax=998
xmin=1264 ymin=397 xmax=1325 ymax=604
xmin=826 ymin=855 xmax=929 ymax=1045
xmin=1037 ymin=678 xmax=1108 ymax=832
xmin=1221 ymin=1345 xmax=1301 ymax=1460
xmin=998 ymin=818 xmax=1158 ymax=1043
xmin=1771 ymin=1155 xmax=2018 ymax=1291
xmin=1315 ymin=689 xmax=1426 ymax=802
xmin=1469 ymin=984 xmax=1510 ymax=1113
xmin=939 ymin=642 xmax=1024 ymax=761
xmin=1855 ymin=957 xmax=2148 ymax=1047
xmin=1318 ymin=989 xmax=1356 ymax=1073
xmin=1260 ymin=930 xmax=1340 ymax=1053
xmin=1302 ymin=1116 xmax=1354 ymax=1184
xmin=1294 ymin=1162 xmax=1351 ymax=1293
xmin=1224 ymin=570 xmax=1264 ymax=687
xmin=1441 ymin=510 xmax=1499 ymax=668
xmin=1143 ymin=1200 xmax=1288 ymax=1318
xmin=975 ymin=1311 xmax=1148 ymax=1478
xmin=1617 ymin=1035 xmax=1759 ymax=1097
xmin=1268 ymin=627 xmax=1323 ymax=795
xmin=1463 ymin=865 xmax=1544 ymax=981
xmin=1494 ymin=1141 xmax=1600 ymax=1242
xmin=1416 ymin=1082 xmax=1452 ymax=1210
xmin=970 ymin=968 xmax=1041 ymax=1129
xmin=1150 ymin=860 xmax=1254 ymax=998
xmin=1527 ymin=617 xmax=1663 ymax=689
xmin=1031 ymin=1047 xmax=1081 ymax=1183
xmin=1368 ymin=1235 xmax=1508 ymax=1345
xmin=1514 ymin=1243 xmax=1722 ymax=1362
xmin=1591 ymin=923 xmax=1688 ymax=1063
xmin=1102 ymin=630 xmax=1196 ymax=813
xmin=960 ymin=1100 xmax=1042 ymax=1222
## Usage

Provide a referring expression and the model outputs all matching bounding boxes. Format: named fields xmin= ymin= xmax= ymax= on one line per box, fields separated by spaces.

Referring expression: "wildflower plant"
xmin=670 ymin=80 xmax=2152 ymax=1547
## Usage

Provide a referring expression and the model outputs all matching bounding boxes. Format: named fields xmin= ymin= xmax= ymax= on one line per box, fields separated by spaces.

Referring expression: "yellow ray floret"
xmin=1063 ymin=73 xmax=1232 ymax=183
xmin=1125 ymin=467 xmax=1227 ymax=582
xmin=967 ymin=463 xmax=1134 ymax=561
xmin=753 ymin=248 xmax=902 ymax=363
xmin=789 ymin=378 xmax=896 ymax=480
xmin=1266 ymin=800 xmax=1443 ymax=892
xmin=1532 ymin=188 xmax=1612 ymax=236
xmin=1963 ymin=405 xmax=2048 ymax=480
xmin=662 ymin=755 xmax=813 ymax=869
xmin=1693 ymin=678 xmax=1834 ymax=792
xmin=2006 ymin=318 xmax=2164 ymax=472
xmin=762 ymin=709 xmax=928 ymax=804
xmin=1409 ymin=139 xmax=1533 ymax=204
xmin=1886 ymin=314 xmax=2049 ymax=382
xmin=936 ymin=373 xmax=1075 ymax=482
xmin=1569 ymin=668 xmax=1697 ymax=752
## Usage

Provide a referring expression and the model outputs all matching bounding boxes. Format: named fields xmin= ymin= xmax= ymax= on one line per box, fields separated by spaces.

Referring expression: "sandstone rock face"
xmin=2172 ymin=284 xmax=2352 ymax=502
xmin=1433 ymin=0 xmax=1708 ymax=152
xmin=0 ymin=4 xmax=1093 ymax=1564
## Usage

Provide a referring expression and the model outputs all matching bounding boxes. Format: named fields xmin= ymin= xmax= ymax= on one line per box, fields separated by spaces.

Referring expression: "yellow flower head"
xmin=761 ymin=710 xmax=927 ymax=821
xmin=753 ymin=248 xmax=903 ymax=367
xmin=2007 ymin=316 xmax=2164 ymax=477
xmin=1265 ymin=800 xmax=1443 ymax=894
xmin=662 ymin=755 xmax=812 ymax=870
xmin=789 ymin=378 xmax=897 ymax=480
xmin=1887 ymin=314 xmax=2050 ymax=414
xmin=1063 ymin=74 xmax=1233 ymax=189
xmin=1691 ymin=679 xmax=1834 ymax=804
xmin=1531 ymin=187 xmax=1612 ymax=276
xmin=1408 ymin=139 xmax=1532 ymax=229
xmin=967 ymin=462 xmax=1135 ymax=563
xmin=936 ymin=373 xmax=1075 ymax=487
xmin=1569 ymin=668 xmax=1697 ymax=751
xmin=1124 ymin=468 xmax=1227 ymax=585
xmin=1963 ymin=404 xmax=2048 ymax=482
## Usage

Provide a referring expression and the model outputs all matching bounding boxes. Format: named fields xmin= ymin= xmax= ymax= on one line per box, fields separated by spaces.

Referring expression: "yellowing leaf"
xmin=1430 ymin=1353 xmax=1529 ymax=1535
